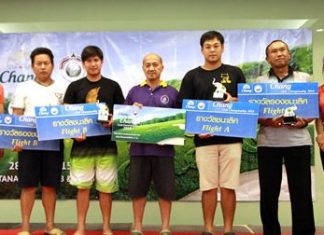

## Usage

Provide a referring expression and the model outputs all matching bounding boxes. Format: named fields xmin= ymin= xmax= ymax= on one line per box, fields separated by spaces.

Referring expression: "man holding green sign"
xmin=125 ymin=53 xmax=179 ymax=235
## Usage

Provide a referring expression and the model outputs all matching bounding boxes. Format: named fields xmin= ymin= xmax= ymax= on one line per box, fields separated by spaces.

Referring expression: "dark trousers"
xmin=257 ymin=146 xmax=315 ymax=235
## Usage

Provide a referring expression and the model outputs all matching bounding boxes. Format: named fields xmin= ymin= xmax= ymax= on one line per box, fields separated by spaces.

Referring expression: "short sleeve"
xmin=11 ymin=83 xmax=26 ymax=109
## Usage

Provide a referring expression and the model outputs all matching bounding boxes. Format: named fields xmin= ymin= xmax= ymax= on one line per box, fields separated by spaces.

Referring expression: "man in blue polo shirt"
xmin=125 ymin=53 xmax=178 ymax=235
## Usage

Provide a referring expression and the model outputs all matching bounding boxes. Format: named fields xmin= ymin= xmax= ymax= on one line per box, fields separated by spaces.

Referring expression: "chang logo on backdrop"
xmin=160 ymin=95 xmax=170 ymax=105
xmin=6 ymin=49 xmax=30 ymax=70
xmin=60 ymin=54 xmax=85 ymax=83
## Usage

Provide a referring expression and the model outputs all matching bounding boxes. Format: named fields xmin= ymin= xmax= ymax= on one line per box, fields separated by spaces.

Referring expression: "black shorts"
xmin=128 ymin=155 xmax=176 ymax=200
xmin=18 ymin=147 xmax=64 ymax=189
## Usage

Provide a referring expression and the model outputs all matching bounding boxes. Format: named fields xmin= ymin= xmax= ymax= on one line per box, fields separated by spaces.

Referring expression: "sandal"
xmin=131 ymin=230 xmax=144 ymax=235
xmin=44 ymin=228 xmax=66 ymax=235
xmin=160 ymin=229 xmax=171 ymax=235
xmin=18 ymin=231 xmax=31 ymax=235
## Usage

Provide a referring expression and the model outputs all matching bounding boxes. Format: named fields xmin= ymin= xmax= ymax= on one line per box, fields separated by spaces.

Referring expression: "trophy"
xmin=212 ymin=79 xmax=227 ymax=101
xmin=283 ymin=105 xmax=297 ymax=125
xmin=97 ymin=103 xmax=110 ymax=123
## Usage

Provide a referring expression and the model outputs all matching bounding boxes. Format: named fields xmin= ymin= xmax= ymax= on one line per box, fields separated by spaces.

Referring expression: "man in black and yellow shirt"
xmin=64 ymin=45 xmax=124 ymax=235
xmin=178 ymin=31 xmax=245 ymax=235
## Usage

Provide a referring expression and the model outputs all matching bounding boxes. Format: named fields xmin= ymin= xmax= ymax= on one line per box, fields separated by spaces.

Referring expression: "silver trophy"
xmin=212 ymin=79 xmax=227 ymax=101
xmin=97 ymin=103 xmax=110 ymax=123
xmin=283 ymin=105 xmax=297 ymax=125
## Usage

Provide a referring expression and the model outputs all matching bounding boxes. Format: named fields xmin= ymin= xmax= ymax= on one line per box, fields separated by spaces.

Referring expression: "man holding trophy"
xmin=256 ymin=40 xmax=315 ymax=235
xmin=178 ymin=31 xmax=246 ymax=235
xmin=63 ymin=45 xmax=125 ymax=235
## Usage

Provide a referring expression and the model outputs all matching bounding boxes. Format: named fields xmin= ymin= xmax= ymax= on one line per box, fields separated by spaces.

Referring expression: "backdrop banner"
xmin=0 ymin=29 xmax=313 ymax=201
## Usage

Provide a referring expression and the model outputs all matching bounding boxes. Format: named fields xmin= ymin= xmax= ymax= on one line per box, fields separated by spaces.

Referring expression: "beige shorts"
xmin=196 ymin=143 xmax=242 ymax=191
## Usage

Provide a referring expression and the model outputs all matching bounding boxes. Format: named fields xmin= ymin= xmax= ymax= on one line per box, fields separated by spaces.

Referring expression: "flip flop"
xmin=131 ymin=230 xmax=144 ymax=235
xmin=44 ymin=228 xmax=66 ymax=235
xmin=18 ymin=231 xmax=31 ymax=235
xmin=103 ymin=232 xmax=113 ymax=235
xmin=160 ymin=229 xmax=171 ymax=235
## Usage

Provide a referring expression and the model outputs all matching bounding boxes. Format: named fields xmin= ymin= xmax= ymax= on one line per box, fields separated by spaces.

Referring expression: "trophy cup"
xmin=97 ymin=103 xmax=110 ymax=123
xmin=283 ymin=105 xmax=297 ymax=125
xmin=212 ymin=79 xmax=227 ymax=101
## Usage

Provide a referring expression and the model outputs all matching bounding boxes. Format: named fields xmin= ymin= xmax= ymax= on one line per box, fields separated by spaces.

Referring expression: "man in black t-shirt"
xmin=178 ymin=31 xmax=245 ymax=235
xmin=64 ymin=45 xmax=124 ymax=235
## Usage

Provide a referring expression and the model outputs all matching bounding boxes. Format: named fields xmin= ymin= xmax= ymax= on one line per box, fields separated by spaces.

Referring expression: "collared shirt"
xmin=268 ymin=66 xmax=294 ymax=83
xmin=256 ymin=69 xmax=312 ymax=147
xmin=125 ymin=80 xmax=179 ymax=157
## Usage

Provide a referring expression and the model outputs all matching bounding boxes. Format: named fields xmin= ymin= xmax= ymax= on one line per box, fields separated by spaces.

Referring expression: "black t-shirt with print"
xmin=178 ymin=64 xmax=246 ymax=146
xmin=64 ymin=76 xmax=125 ymax=156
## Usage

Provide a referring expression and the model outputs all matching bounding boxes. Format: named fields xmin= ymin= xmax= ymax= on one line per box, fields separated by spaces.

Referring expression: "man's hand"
xmin=259 ymin=116 xmax=284 ymax=128
xmin=224 ymin=92 xmax=235 ymax=102
xmin=74 ymin=132 xmax=86 ymax=142
xmin=198 ymin=133 xmax=212 ymax=139
xmin=316 ymin=133 xmax=324 ymax=151
xmin=133 ymin=102 xmax=143 ymax=108
xmin=284 ymin=117 xmax=309 ymax=129
xmin=102 ymin=114 xmax=113 ymax=128
xmin=0 ymin=149 xmax=4 ymax=159
xmin=12 ymin=144 xmax=23 ymax=152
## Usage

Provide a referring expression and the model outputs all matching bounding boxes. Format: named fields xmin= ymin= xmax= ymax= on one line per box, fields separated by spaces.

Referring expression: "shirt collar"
xmin=268 ymin=66 xmax=294 ymax=82
xmin=140 ymin=80 xmax=168 ymax=88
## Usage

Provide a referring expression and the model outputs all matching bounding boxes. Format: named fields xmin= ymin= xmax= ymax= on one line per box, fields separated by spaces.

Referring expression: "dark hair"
xmin=81 ymin=45 xmax=104 ymax=62
xmin=200 ymin=31 xmax=225 ymax=47
xmin=30 ymin=47 xmax=54 ymax=65
xmin=265 ymin=40 xmax=289 ymax=57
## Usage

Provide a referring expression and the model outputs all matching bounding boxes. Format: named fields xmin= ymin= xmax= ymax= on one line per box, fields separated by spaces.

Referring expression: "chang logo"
xmin=18 ymin=116 xmax=35 ymax=123
xmin=4 ymin=116 xmax=12 ymax=124
xmin=50 ymin=107 xmax=59 ymax=115
xmin=60 ymin=54 xmax=86 ymax=83
xmin=160 ymin=95 xmax=170 ymax=105
xmin=185 ymin=100 xmax=196 ymax=109
xmin=254 ymin=85 xmax=263 ymax=93
xmin=39 ymin=107 xmax=49 ymax=116
xmin=242 ymin=84 xmax=251 ymax=92
xmin=197 ymin=102 xmax=206 ymax=110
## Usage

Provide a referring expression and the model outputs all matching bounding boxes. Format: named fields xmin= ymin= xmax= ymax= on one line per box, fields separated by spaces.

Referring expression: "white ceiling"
xmin=0 ymin=0 xmax=324 ymax=33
